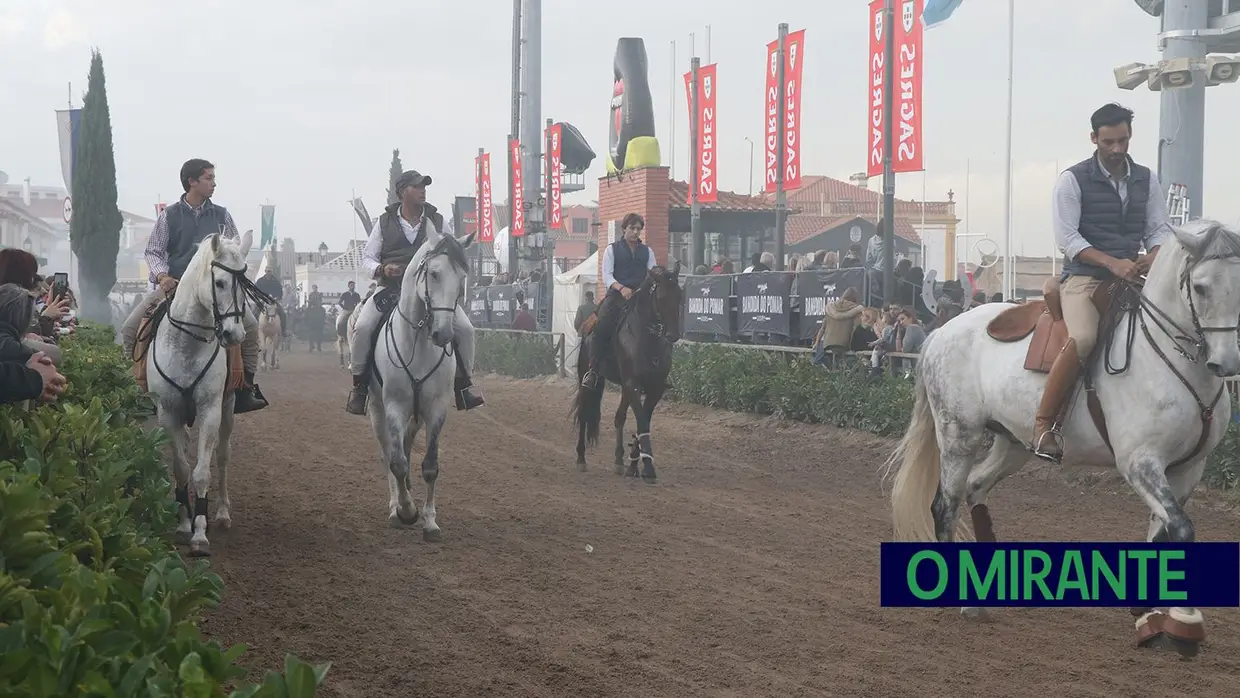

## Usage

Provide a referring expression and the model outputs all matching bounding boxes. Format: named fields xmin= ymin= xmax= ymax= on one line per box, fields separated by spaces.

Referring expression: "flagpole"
xmin=1001 ymin=0 xmax=1015 ymax=300
xmin=351 ymin=188 xmax=359 ymax=287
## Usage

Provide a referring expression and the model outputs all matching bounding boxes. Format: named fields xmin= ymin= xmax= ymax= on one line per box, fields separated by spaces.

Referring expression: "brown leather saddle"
xmin=985 ymin=277 xmax=1124 ymax=449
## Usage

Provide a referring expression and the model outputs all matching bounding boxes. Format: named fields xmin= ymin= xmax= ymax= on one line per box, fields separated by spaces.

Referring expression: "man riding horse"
xmin=339 ymin=280 xmax=362 ymax=316
xmin=581 ymin=212 xmax=656 ymax=389
xmin=120 ymin=158 xmax=269 ymax=413
xmin=255 ymin=267 xmax=287 ymax=337
xmin=345 ymin=169 xmax=485 ymax=415
xmin=1035 ymin=102 xmax=1172 ymax=463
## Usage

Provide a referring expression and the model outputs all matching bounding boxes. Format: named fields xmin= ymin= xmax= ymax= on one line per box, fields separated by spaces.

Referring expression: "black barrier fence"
xmin=679 ymin=269 xmax=882 ymax=346
xmin=467 ymin=281 xmax=551 ymax=330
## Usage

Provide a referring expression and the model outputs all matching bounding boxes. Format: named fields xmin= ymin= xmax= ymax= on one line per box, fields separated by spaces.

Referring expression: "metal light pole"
xmin=1000 ymin=0 xmax=1015 ymax=301
xmin=689 ymin=56 xmax=703 ymax=269
xmin=880 ymin=2 xmax=895 ymax=301
xmin=744 ymin=136 xmax=754 ymax=197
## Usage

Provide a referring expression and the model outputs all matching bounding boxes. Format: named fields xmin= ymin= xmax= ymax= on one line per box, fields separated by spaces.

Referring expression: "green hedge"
xmin=0 ymin=323 xmax=330 ymax=697
xmin=475 ymin=336 xmax=1240 ymax=491
xmin=476 ymin=330 xmax=559 ymax=378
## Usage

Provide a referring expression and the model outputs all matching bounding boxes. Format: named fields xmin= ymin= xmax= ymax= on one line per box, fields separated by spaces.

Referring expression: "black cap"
xmin=394 ymin=170 xmax=432 ymax=194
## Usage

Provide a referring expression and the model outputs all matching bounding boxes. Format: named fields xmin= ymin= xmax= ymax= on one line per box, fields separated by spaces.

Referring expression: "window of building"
xmin=571 ymin=217 xmax=589 ymax=235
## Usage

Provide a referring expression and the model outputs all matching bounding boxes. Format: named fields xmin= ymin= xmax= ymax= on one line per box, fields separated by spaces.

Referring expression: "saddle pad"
xmin=580 ymin=312 xmax=599 ymax=337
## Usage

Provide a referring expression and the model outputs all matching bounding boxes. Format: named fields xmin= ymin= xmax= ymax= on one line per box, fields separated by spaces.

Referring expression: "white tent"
xmin=553 ymin=251 xmax=599 ymax=374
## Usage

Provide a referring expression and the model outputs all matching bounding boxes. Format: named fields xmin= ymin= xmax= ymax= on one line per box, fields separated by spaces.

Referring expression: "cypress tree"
xmin=386 ymin=149 xmax=403 ymax=205
xmin=70 ymin=48 xmax=123 ymax=324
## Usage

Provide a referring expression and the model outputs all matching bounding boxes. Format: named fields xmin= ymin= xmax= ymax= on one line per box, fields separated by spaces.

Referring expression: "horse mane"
xmin=181 ymin=234 xmax=224 ymax=288
xmin=428 ymin=233 xmax=470 ymax=273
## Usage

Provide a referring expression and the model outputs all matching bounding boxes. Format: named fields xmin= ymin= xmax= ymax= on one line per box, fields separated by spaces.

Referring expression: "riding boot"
xmin=233 ymin=371 xmax=269 ymax=414
xmin=453 ymin=344 xmax=485 ymax=411
xmin=1032 ymin=338 xmax=1082 ymax=464
xmin=345 ymin=373 xmax=369 ymax=415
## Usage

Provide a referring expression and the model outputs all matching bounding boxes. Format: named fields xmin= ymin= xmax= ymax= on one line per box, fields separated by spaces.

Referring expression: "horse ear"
xmin=209 ymin=233 xmax=221 ymax=254
xmin=239 ymin=228 xmax=254 ymax=257
xmin=671 ymin=259 xmax=681 ymax=277
xmin=1173 ymin=219 xmax=1224 ymax=259
xmin=456 ymin=231 xmax=477 ymax=249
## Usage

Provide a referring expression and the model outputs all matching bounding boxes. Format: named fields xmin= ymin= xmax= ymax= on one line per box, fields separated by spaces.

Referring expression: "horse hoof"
xmin=189 ymin=541 xmax=211 ymax=557
xmin=423 ymin=528 xmax=443 ymax=543
xmin=960 ymin=607 xmax=990 ymax=622
xmin=1136 ymin=611 xmax=1205 ymax=659
xmin=174 ymin=529 xmax=192 ymax=545
xmin=576 ymin=459 xmax=587 ymax=472
xmin=642 ymin=475 xmax=657 ymax=485
xmin=214 ymin=516 xmax=232 ymax=530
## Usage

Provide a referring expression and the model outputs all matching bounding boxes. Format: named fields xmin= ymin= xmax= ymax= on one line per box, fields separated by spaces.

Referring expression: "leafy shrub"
xmin=474 ymin=335 xmax=1240 ymax=491
xmin=0 ymin=323 xmax=329 ymax=697
xmin=476 ymin=330 xmax=559 ymax=378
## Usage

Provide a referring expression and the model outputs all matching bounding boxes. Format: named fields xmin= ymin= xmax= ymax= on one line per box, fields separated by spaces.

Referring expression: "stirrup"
xmin=1032 ymin=428 xmax=1065 ymax=463
xmin=581 ymin=370 xmax=599 ymax=388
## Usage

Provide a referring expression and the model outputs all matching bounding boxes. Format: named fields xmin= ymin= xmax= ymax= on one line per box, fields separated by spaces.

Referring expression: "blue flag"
xmin=922 ymin=0 xmax=966 ymax=28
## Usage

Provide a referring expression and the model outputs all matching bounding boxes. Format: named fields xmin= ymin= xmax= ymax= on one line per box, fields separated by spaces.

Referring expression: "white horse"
xmin=145 ymin=230 xmax=255 ymax=557
xmin=336 ymin=306 xmax=353 ymax=369
xmin=259 ymin=303 xmax=282 ymax=371
xmin=363 ymin=228 xmax=475 ymax=541
xmin=885 ymin=219 xmax=1240 ymax=656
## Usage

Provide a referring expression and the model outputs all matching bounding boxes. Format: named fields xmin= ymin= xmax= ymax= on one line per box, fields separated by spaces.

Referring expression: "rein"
xmin=375 ymin=241 xmax=463 ymax=413
xmin=140 ymin=260 xmax=275 ymax=420
xmin=1097 ymin=253 xmax=1234 ymax=468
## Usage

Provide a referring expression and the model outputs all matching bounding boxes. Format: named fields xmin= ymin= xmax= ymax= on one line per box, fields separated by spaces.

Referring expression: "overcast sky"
xmin=2 ymin=0 xmax=1236 ymax=261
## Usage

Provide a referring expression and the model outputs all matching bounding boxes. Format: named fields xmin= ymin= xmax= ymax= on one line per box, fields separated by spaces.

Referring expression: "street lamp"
xmin=317 ymin=242 xmax=328 ymax=266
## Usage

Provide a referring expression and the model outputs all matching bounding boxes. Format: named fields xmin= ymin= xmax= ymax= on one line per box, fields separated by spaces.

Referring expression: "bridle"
xmin=1101 ymin=247 xmax=1240 ymax=468
xmin=378 ymin=238 xmax=466 ymax=405
xmin=144 ymin=257 xmax=275 ymax=422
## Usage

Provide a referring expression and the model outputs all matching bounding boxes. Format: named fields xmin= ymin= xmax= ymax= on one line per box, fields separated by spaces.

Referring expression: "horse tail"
xmin=883 ymin=366 xmax=948 ymax=543
xmin=571 ymin=344 xmax=603 ymax=447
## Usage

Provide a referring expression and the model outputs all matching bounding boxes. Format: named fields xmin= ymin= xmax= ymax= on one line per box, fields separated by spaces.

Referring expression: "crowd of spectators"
xmin=0 ymin=249 xmax=74 ymax=406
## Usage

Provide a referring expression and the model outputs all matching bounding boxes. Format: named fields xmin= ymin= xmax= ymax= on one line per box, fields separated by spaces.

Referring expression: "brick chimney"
xmin=595 ymin=166 xmax=670 ymax=296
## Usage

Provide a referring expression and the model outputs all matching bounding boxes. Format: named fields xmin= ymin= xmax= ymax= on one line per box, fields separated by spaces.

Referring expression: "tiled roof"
xmin=668 ymin=180 xmax=785 ymax=213
xmin=785 ymin=175 xmax=957 ymax=218
xmin=785 ymin=213 xmax=921 ymax=245
xmin=319 ymin=240 xmax=367 ymax=271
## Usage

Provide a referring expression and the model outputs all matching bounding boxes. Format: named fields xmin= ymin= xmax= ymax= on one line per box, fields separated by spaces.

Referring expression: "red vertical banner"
xmin=548 ymin=123 xmax=563 ymax=230
xmin=782 ymin=30 xmax=805 ymax=190
xmin=509 ymin=137 xmax=525 ymax=237
xmin=866 ymin=0 xmax=887 ymax=179
xmin=763 ymin=29 xmax=806 ymax=192
xmin=683 ymin=64 xmax=719 ymax=203
xmin=893 ymin=0 xmax=924 ymax=173
xmin=478 ymin=152 xmax=494 ymax=243
xmin=763 ymin=41 xmax=780 ymax=193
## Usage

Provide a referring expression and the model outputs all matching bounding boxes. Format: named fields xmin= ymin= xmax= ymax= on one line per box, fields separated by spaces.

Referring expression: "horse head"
xmin=1154 ymin=219 xmax=1240 ymax=377
xmin=401 ymin=228 xmax=475 ymax=348
xmin=641 ymin=259 xmax=683 ymax=344
xmin=183 ymin=229 xmax=253 ymax=346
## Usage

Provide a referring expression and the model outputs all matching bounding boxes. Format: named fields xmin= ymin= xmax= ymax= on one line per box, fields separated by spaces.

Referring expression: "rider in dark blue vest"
xmin=581 ymin=212 xmax=656 ymax=389
xmin=1035 ymin=102 xmax=1171 ymax=463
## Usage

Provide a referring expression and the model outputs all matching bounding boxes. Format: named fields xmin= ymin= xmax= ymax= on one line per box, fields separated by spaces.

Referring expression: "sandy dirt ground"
xmin=195 ymin=350 xmax=1240 ymax=697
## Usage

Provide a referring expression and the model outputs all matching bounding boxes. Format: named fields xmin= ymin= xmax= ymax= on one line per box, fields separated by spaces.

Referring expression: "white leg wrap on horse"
xmin=1169 ymin=607 xmax=1204 ymax=625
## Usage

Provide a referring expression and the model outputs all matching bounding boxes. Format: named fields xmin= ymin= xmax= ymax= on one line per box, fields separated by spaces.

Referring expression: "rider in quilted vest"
xmin=344 ymin=170 xmax=484 ymax=415
xmin=119 ymin=159 xmax=269 ymax=414
xmin=581 ymin=213 xmax=656 ymax=389
xmin=1038 ymin=103 xmax=1172 ymax=463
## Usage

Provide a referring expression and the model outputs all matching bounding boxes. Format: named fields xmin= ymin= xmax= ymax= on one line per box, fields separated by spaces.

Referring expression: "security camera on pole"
xmin=1112 ymin=1 xmax=1240 ymax=223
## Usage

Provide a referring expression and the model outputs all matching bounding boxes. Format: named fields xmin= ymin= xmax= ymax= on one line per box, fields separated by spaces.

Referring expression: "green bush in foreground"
xmin=0 ymin=324 xmax=329 ymax=697
xmin=475 ymin=336 xmax=1240 ymax=491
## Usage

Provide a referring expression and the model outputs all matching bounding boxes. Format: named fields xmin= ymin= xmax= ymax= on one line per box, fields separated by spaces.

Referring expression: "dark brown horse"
xmin=572 ymin=262 xmax=682 ymax=483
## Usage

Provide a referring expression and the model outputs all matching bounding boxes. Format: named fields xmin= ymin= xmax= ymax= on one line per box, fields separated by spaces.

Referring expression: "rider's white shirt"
xmin=361 ymin=207 xmax=455 ymax=279
xmin=1051 ymin=155 xmax=1172 ymax=263
xmin=600 ymin=240 xmax=657 ymax=290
